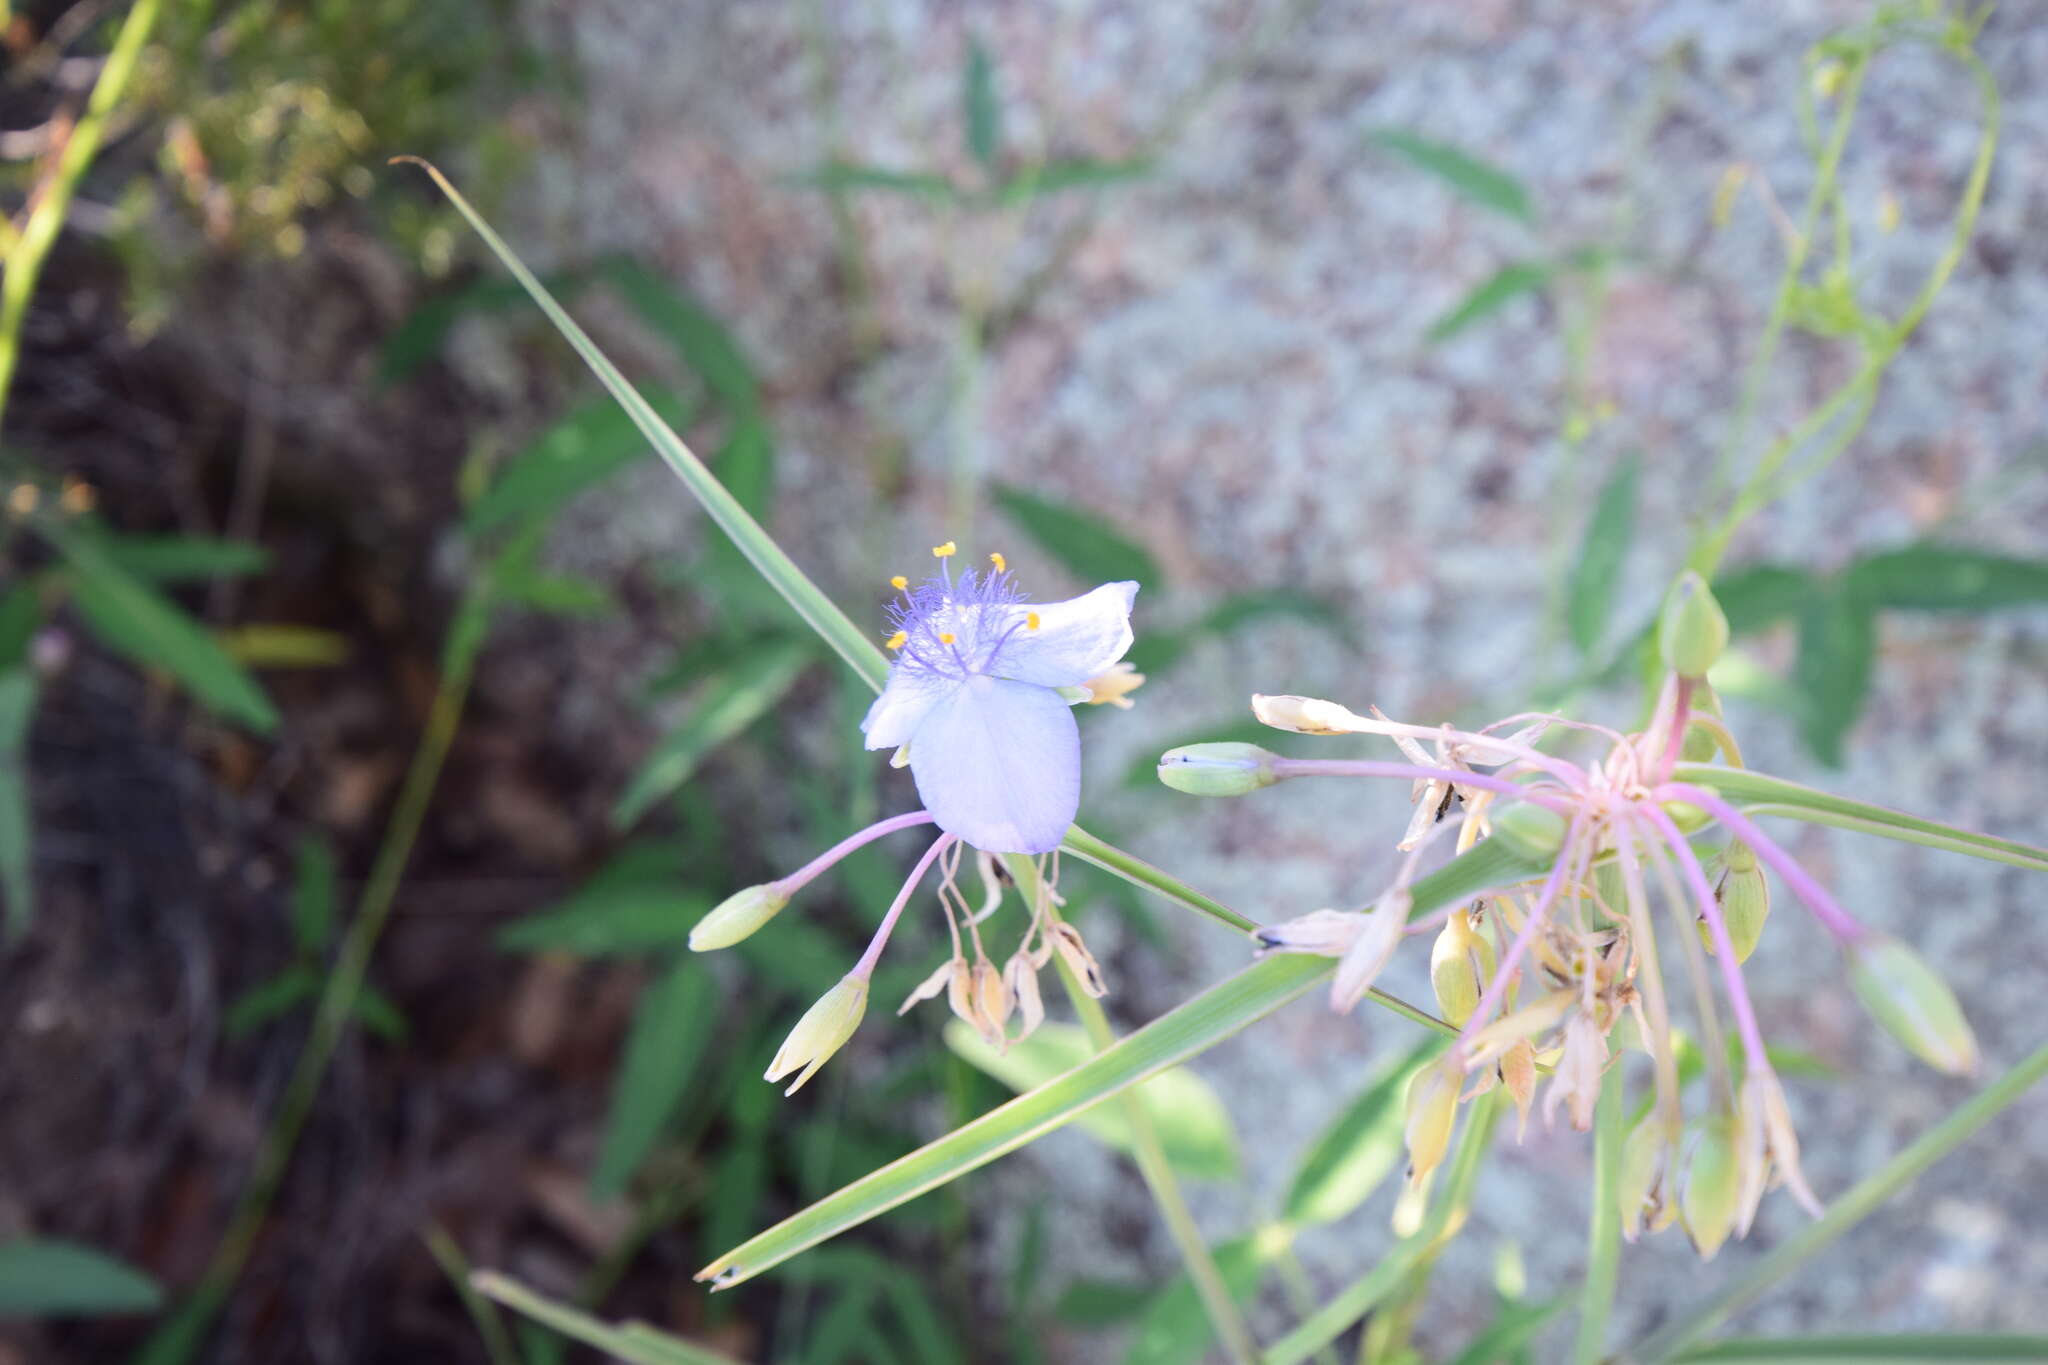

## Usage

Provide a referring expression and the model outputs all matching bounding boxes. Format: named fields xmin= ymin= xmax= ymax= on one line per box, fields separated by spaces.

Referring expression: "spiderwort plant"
xmin=1161 ymin=572 xmax=1982 ymax=1259
xmin=694 ymin=542 xmax=1140 ymax=1092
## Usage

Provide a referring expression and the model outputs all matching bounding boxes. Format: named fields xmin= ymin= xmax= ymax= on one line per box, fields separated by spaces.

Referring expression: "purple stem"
xmin=1655 ymin=676 xmax=1694 ymax=785
xmin=1270 ymin=759 xmax=1573 ymax=809
xmin=774 ymin=810 xmax=938 ymax=898
xmin=1451 ymin=819 xmax=1585 ymax=1066
xmin=1634 ymin=804 xmax=1774 ymax=1076
xmin=1653 ymin=782 xmax=1868 ymax=944
xmin=854 ymin=832 xmax=955 ymax=979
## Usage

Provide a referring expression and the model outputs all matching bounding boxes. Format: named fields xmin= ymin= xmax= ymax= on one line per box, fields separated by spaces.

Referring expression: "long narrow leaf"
xmin=464 ymin=391 xmax=695 ymax=536
xmin=1567 ymin=455 xmax=1638 ymax=658
xmin=1670 ymin=1336 xmax=2048 ymax=1363
xmin=1281 ymin=1037 xmax=1441 ymax=1227
xmin=0 ymin=1239 xmax=163 ymax=1316
xmin=0 ymin=668 xmax=33 ymax=938
xmin=591 ymin=957 xmax=717 ymax=1198
xmin=1426 ymin=262 xmax=1552 ymax=343
xmin=1671 ymin=763 xmax=2048 ymax=873
xmin=612 ymin=640 xmax=814 ymax=826
xmin=1369 ymin=129 xmax=1534 ymax=223
xmin=698 ymin=838 xmax=1538 ymax=1289
xmin=469 ymin=1271 xmax=744 ymax=1365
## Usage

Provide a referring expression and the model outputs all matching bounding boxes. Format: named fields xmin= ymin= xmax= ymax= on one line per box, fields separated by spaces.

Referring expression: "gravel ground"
xmin=495 ymin=2 xmax=2048 ymax=1356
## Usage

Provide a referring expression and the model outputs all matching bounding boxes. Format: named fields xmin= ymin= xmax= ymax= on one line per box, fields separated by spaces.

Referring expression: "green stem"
xmin=1575 ymin=1070 xmax=1625 ymax=1365
xmin=0 ymin=0 xmax=165 ymax=437
xmin=1273 ymin=1240 xmax=1343 ymax=1365
xmin=132 ymin=583 xmax=494 ymax=1365
xmin=1265 ymin=1092 xmax=1503 ymax=1365
xmin=1620 ymin=1038 xmax=2048 ymax=1364
xmin=422 ymin=1222 xmax=523 ymax=1365
xmin=1013 ymin=852 xmax=1261 ymax=1365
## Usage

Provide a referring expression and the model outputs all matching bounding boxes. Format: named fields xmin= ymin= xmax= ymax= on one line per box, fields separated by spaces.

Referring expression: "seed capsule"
xmin=1680 ymin=1114 xmax=1743 ymax=1261
xmin=1429 ymin=910 xmax=1494 ymax=1027
xmin=1848 ymin=934 xmax=1980 ymax=1076
xmin=1701 ymin=864 xmax=1769 ymax=964
xmin=1404 ymin=1061 xmax=1463 ymax=1185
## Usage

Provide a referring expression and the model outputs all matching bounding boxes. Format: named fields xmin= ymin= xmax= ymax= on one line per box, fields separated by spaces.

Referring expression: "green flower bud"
xmin=1156 ymin=742 xmax=1280 ymax=797
xmin=1720 ymin=838 xmax=1757 ymax=875
xmin=1681 ymin=1114 xmax=1743 ymax=1261
xmin=1849 ymin=934 xmax=1980 ymax=1076
xmin=1617 ymin=1116 xmax=1671 ymax=1242
xmin=1658 ymin=571 xmax=1730 ymax=679
xmin=1489 ymin=803 xmax=1568 ymax=863
xmin=689 ymin=883 xmax=789 ymax=951
xmin=1660 ymin=785 xmax=1717 ymax=834
xmin=1403 ymin=1061 xmax=1462 ymax=1185
xmin=1701 ymin=865 xmax=1769 ymax=964
xmin=1681 ymin=720 xmax=1721 ymax=762
xmin=764 ymin=973 xmax=868 ymax=1096
xmin=1429 ymin=910 xmax=1495 ymax=1028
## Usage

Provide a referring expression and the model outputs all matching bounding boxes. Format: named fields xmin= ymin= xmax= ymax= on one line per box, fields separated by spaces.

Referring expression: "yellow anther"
xmin=890 ymin=575 xmax=908 ymax=591
xmin=939 ymin=632 xmax=957 ymax=645
xmin=885 ymin=630 xmax=908 ymax=650
xmin=1025 ymin=611 xmax=1041 ymax=630
xmin=932 ymin=541 xmax=957 ymax=559
xmin=989 ymin=552 xmax=1007 ymax=572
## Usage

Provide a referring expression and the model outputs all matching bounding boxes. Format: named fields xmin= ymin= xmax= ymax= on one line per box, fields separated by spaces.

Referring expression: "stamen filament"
xmin=1636 ymin=804 xmax=1772 ymax=1080
xmin=1452 ymin=819 xmax=1587 ymax=1067
xmin=1268 ymin=758 xmax=1574 ymax=808
xmin=1653 ymin=782 xmax=1867 ymax=944
xmin=774 ymin=810 xmax=939 ymax=899
xmin=854 ymin=832 xmax=956 ymax=979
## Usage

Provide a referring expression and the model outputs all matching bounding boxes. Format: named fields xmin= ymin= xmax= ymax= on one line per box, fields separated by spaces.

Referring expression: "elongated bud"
xmin=1048 ymin=921 xmax=1108 ymax=998
xmin=1429 ymin=910 xmax=1494 ymax=1027
xmin=974 ymin=959 xmax=1012 ymax=1042
xmin=1390 ymin=1168 xmax=1434 ymax=1238
xmin=1720 ymin=838 xmax=1757 ymax=874
xmin=1254 ymin=907 xmax=1363 ymax=957
xmin=1681 ymin=1114 xmax=1743 ymax=1261
xmin=1848 ymin=934 xmax=1980 ymax=1076
xmin=765 ymin=974 xmax=868 ymax=1096
xmin=1500 ymin=1039 xmax=1536 ymax=1139
xmin=1251 ymin=693 xmax=1369 ymax=735
xmin=1330 ymin=891 xmax=1411 ymax=1013
xmin=690 ymin=884 xmax=789 ymax=951
xmin=1156 ymin=742 xmax=1279 ymax=797
xmin=1658 ymin=571 xmax=1730 ymax=679
xmin=1488 ymin=803 xmax=1568 ymax=863
xmin=1701 ymin=865 xmax=1769 ymax=964
xmin=1617 ymin=1117 xmax=1670 ymax=1242
xmin=1463 ymin=988 xmax=1575 ymax=1069
xmin=1404 ymin=1061 xmax=1463 ymax=1185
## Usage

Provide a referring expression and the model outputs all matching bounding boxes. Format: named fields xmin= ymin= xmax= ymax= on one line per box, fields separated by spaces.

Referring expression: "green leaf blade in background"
xmin=90 ymin=533 xmax=271 ymax=584
xmin=1712 ymin=562 xmax=1816 ymax=636
xmin=612 ymin=639 xmax=814 ymax=827
xmin=1792 ymin=582 xmax=1876 ymax=767
xmin=1282 ymin=1037 xmax=1442 ymax=1228
xmin=944 ymin=1020 xmax=1242 ymax=1182
xmin=223 ymin=966 xmax=322 ymax=1039
xmin=592 ymin=956 xmax=716 ymax=1198
xmin=0 ymin=667 xmax=34 ymax=939
xmin=790 ymin=162 xmax=957 ymax=202
xmin=1567 ymin=454 xmax=1639 ymax=658
xmin=1669 ymin=1335 xmax=2048 ymax=1363
xmin=991 ymin=483 xmax=1160 ymax=587
xmin=1425 ymin=261 xmax=1552 ymax=343
xmin=290 ymin=836 xmax=337 ymax=954
xmin=1846 ymin=544 xmax=2048 ymax=612
xmin=1121 ymin=1235 xmax=1267 ymax=1365
xmin=464 ymin=389 xmax=695 ymax=537
xmin=998 ymin=157 xmax=1155 ymax=206
xmin=601 ymin=261 xmax=762 ymax=415
xmin=1369 ymin=128 xmax=1535 ymax=224
xmin=496 ymin=857 xmax=707 ymax=957
xmin=0 ymin=1239 xmax=164 ymax=1317
xmin=55 ymin=533 xmax=278 ymax=734
xmin=470 ymin=1271 xmax=745 ymax=1365
xmin=1442 ymin=1297 xmax=1564 ymax=1365
xmin=965 ymin=36 xmax=1002 ymax=170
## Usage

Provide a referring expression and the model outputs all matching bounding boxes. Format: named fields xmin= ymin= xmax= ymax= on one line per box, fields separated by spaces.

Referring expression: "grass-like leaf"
xmin=1672 ymin=762 xmax=2048 ymax=873
xmin=496 ymin=870 xmax=707 ymax=957
xmin=592 ymin=956 xmax=716 ymax=1199
xmin=1426 ymin=260 xmax=1552 ymax=343
xmin=1567 ymin=454 xmax=1638 ymax=658
xmin=612 ymin=639 xmax=815 ymax=827
xmin=1443 ymin=1297 xmax=1564 ymax=1365
xmin=1670 ymin=1336 xmax=2048 ymax=1363
xmin=965 ymin=36 xmax=1002 ymax=170
xmin=469 ymin=1271 xmax=745 ymax=1365
xmin=90 ymin=533 xmax=271 ymax=584
xmin=1369 ymin=128 xmax=1535 ymax=224
xmin=1793 ymin=584 xmax=1876 ymax=767
xmin=945 ymin=1020 xmax=1242 ymax=1182
xmin=464 ymin=391 xmax=695 ymax=537
xmin=0 ymin=667 xmax=33 ymax=939
xmin=698 ymin=838 xmax=1535 ymax=1289
xmin=55 ymin=529 xmax=278 ymax=734
xmin=992 ymin=481 xmax=1160 ymax=587
xmin=1123 ymin=1235 xmax=1268 ymax=1365
xmin=223 ymin=967 xmax=321 ymax=1039
xmin=1848 ymin=543 xmax=2048 ymax=612
xmin=791 ymin=161 xmax=957 ymax=202
xmin=1281 ymin=1037 xmax=1441 ymax=1228
xmin=0 ymin=1238 xmax=163 ymax=1317
xmin=997 ymin=157 xmax=1154 ymax=206
xmin=290 ymin=836 xmax=337 ymax=954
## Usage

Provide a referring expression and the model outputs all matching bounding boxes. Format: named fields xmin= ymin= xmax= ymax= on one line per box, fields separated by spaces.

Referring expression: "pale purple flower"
xmin=862 ymin=553 xmax=1137 ymax=854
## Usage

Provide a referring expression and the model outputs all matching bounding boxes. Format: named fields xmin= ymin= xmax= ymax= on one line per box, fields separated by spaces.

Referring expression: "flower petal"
xmin=988 ymin=581 xmax=1137 ymax=689
xmin=861 ymin=667 xmax=954 ymax=750
xmin=908 ymin=674 xmax=1080 ymax=853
